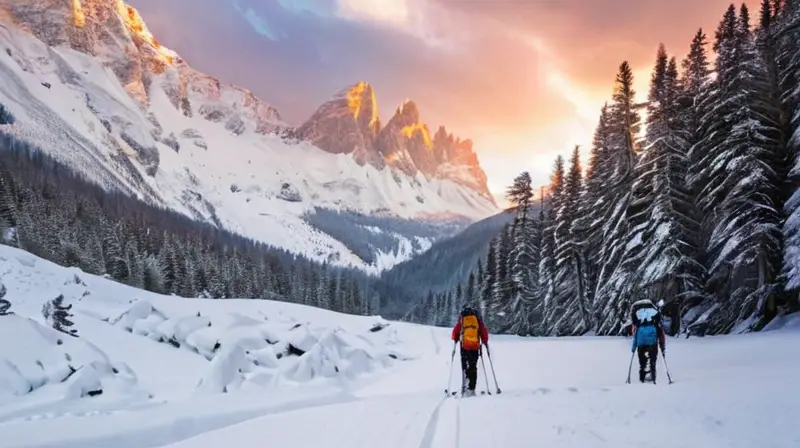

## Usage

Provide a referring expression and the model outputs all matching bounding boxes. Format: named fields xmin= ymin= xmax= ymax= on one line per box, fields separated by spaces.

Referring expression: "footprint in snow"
xmin=567 ymin=387 xmax=578 ymax=393
xmin=704 ymin=416 xmax=724 ymax=426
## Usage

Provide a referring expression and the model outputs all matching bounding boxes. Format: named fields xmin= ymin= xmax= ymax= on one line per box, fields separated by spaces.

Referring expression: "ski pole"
xmin=661 ymin=350 xmax=673 ymax=384
xmin=626 ymin=351 xmax=634 ymax=384
xmin=479 ymin=349 xmax=492 ymax=395
xmin=445 ymin=342 xmax=457 ymax=395
xmin=485 ymin=343 xmax=501 ymax=394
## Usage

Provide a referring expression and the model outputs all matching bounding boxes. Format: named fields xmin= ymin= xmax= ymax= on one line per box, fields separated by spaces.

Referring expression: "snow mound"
xmin=282 ymin=328 xmax=393 ymax=383
xmin=0 ymin=243 xmax=427 ymax=436
xmin=0 ymin=314 xmax=144 ymax=405
xmin=110 ymin=300 xmax=408 ymax=394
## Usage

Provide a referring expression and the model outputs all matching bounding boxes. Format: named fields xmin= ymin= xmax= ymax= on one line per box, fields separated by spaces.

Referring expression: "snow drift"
xmin=0 ymin=244 xmax=417 ymax=417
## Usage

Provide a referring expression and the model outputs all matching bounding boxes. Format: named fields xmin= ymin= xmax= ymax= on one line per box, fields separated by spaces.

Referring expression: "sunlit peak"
xmin=346 ymin=81 xmax=379 ymax=127
xmin=72 ymin=0 xmax=86 ymax=28
xmin=120 ymin=3 xmax=178 ymax=66
xmin=401 ymin=123 xmax=432 ymax=148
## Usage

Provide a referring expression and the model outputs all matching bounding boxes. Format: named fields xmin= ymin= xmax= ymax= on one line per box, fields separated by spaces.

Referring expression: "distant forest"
xmin=0 ymin=130 xmax=377 ymax=316
xmin=410 ymin=1 xmax=800 ymax=336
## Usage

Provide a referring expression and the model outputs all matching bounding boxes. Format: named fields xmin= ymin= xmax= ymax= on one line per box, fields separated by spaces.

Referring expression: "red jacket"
xmin=451 ymin=315 xmax=489 ymax=350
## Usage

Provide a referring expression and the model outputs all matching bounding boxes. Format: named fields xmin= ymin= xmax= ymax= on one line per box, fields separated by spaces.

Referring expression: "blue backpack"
xmin=631 ymin=301 xmax=660 ymax=347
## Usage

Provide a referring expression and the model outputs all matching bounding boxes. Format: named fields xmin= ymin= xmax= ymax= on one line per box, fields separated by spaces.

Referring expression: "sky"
xmin=127 ymin=0 xmax=757 ymax=206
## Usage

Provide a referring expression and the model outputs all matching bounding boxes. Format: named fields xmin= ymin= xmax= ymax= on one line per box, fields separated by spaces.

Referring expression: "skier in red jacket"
xmin=451 ymin=307 xmax=489 ymax=395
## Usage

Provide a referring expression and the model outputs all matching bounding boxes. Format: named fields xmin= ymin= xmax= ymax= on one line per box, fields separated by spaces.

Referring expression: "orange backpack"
xmin=461 ymin=314 xmax=481 ymax=350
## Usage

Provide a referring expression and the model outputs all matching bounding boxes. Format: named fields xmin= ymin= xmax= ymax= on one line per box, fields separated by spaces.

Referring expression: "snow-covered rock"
xmin=0 ymin=314 xmax=145 ymax=404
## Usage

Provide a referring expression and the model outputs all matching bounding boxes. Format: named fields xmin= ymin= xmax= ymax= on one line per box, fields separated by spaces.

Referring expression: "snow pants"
xmin=460 ymin=348 xmax=479 ymax=391
xmin=637 ymin=345 xmax=658 ymax=382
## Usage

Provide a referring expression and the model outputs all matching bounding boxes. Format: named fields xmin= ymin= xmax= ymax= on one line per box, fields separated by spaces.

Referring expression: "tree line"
xmin=413 ymin=1 xmax=800 ymax=336
xmin=0 ymin=130 xmax=376 ymax=316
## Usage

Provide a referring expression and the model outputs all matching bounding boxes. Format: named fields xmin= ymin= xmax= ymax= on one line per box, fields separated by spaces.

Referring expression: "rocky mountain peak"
xmin=2 ymin=0 xmax=286 ymax=137
xmin=299 ymin=84 xmax=494 ymax=204
xmin=296 ymin=81 xmax=384 ymax=167
xmin=345 ymin=81 xmax=379 ymax=130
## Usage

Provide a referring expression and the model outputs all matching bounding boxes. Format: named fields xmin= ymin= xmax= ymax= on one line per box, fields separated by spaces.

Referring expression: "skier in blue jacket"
xmin=630 ymin=300 xmax=666 ymax=383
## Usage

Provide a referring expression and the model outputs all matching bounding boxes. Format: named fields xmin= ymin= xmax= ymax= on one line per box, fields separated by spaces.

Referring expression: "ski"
xmin=456 ymin=390 xmax=488 ymax=398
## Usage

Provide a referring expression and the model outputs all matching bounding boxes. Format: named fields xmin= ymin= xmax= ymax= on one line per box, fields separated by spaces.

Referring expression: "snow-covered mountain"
xmin=0 ymin=0 xmax=498 ymax=273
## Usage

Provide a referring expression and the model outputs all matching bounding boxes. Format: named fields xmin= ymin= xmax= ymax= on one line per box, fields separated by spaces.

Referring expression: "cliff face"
xmin=295 ymin=81 xmax=383 ymax=167
xmin=298 ymin=84 xmax=494 ymax=203
xmin=0 ymin=0 xmax=287 ymax=136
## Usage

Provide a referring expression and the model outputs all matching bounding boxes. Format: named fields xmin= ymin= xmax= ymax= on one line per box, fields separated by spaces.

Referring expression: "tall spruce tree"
xmin=550 ymin=146 xmax=588 ymax=334
xmin=505 ymin=171 xmax=539 ymax=335
xmin=593 ymin=61 xmax=644 ymax=331
xmin=693 ymin=5 xmax=785 ymax=332
xmin=540 ymin=157 xmax=565 ymax=333
xmin=779 ymin=0 xmax=800 ymax=310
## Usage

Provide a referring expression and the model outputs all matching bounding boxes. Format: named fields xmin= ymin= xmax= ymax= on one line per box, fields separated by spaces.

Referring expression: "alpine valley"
xmin=0 ymin=0 xmax=498 ymax=274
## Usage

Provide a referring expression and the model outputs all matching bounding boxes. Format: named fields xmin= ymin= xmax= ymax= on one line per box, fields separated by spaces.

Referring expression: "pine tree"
xmin=506 ymin=172 xmax=535 ymax=223
xmin=777 ymin=0 xmax=800 ymax=310
xmin=593 ymin=61 xmax=643 ymax=330
xmin=488 ymin=224 xmax=513 ymax=330
xmin=465 ymin=271 xmax=476 ymax=309
xmin=550 ymin=146 xmax=589 ymax=334
xmin=540 ymin=158 xmax=564 ymax=333
xmin=572 ymin=105 xmax=614 ymax=324
xmin=454 ymin=283 xmax=463 ymax=318
xmin=693 ymin=4 xmax=785 ymax=332
xmin=609 ymin=44 xmax=704 ymax=335
xmin=480 ymin=241 xmax=497 ymax=319
xmin=505 ymin=171 xmax=539 ymax=335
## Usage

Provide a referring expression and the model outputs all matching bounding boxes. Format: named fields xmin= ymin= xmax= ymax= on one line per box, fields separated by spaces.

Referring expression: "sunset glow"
xmin=71 ymin=0 xmax=86 ymax=28
xmin=126 ymin=0 xmax=759 ymax=204
xmin=401 ymin=123 xmax=433 ymax=148
xmin=121 ymin=4 xmax=177 ymax=66
xmin=346 ymin=81 xmax=380 ymax=128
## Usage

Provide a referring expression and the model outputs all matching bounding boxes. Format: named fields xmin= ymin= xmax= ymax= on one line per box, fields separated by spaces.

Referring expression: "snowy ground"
xmin=1 ymin=244 xmax=799 ymax=448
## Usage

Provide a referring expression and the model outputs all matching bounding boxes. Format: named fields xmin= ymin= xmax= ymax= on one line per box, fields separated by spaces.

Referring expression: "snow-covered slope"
xmin=0 ymin=1 xmax=497 ymax=273
xmin=0 ymin=243 xmax=425 ymax=446
xmin=2 ymin=244 xmax=799 ymax=448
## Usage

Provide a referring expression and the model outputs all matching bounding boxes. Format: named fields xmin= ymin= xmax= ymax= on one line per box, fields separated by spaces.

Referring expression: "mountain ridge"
xmin=296 ymin=82 xmax=494 ymax=203
xmin=0 ymin=0 xmax=492 ymax=204
xmin=0 ymin=0 xmax=498 ymax=274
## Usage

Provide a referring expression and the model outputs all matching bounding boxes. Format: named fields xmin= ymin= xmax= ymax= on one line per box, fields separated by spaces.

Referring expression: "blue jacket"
xmin=631 ymin=324 xmax=664 ymax=352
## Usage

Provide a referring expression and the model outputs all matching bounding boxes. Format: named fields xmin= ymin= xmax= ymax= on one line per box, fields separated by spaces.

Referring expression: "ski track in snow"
xmin=417 ymin=397 xmax=447 ymax=448
xmin=1 ymin=245 xmax=800 ymax=447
